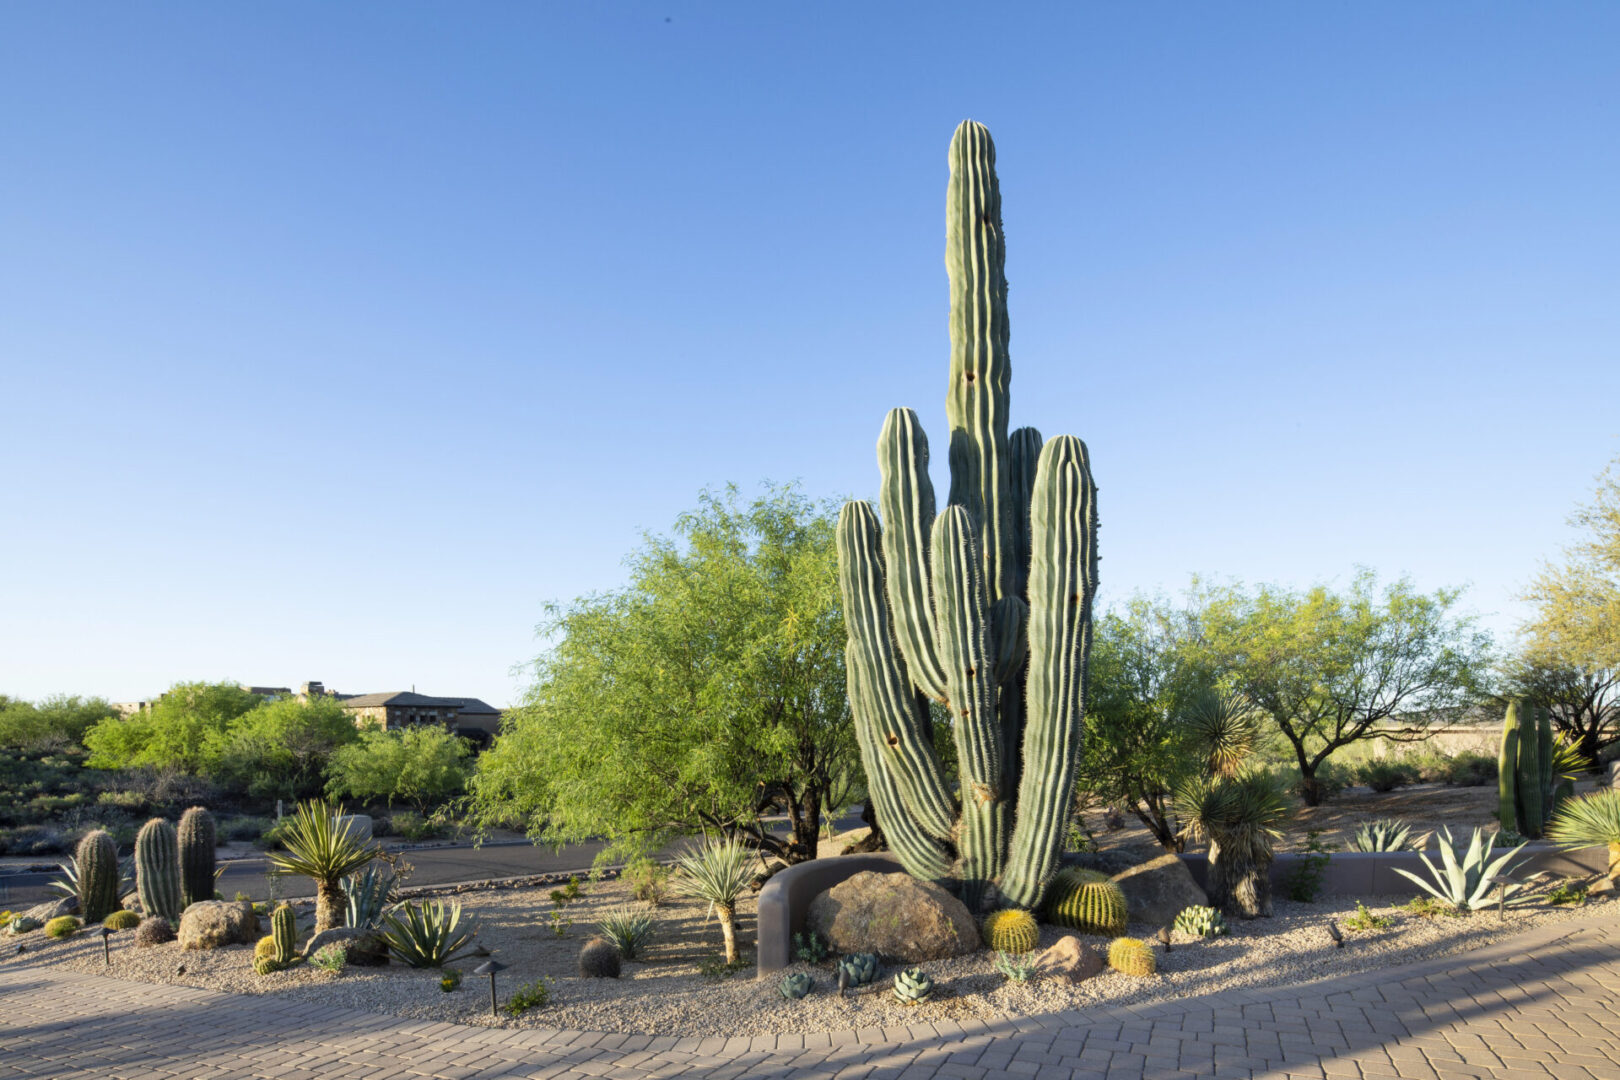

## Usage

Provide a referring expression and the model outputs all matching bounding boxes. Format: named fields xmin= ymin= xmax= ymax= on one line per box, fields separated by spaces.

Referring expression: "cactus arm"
xmin=1006 ymin=426 xmax=1043 ymax=601
xmin=846 ymin=645 xmax=955 ymax=882
xmin=1001 ymin=436 xmax=1098 ymax=909
xmin=1535 ymin=706 xmax=1555 ymax=825
xmin=1518 ymin=703 xmax=1543 ymax=836
xmin=1498 ymin=705 xmax=1519 ymax=832
xmin=836 ymin=501 xmax=957 ymax=838
xmin=944 ymin=120 xmax=1014 ymax=605
xmin=877 ymin=408 xmax=951 ymax=702
xmin=931 ymin=505 xmax=1006 ymax=910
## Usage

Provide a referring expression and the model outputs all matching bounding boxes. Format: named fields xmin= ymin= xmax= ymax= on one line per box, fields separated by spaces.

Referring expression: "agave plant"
xmin=1175 ymin=769 xmax=1290 ymax=918
xmin=380 ymin=899 xmax=480 ymax=968
xmin=1391 ymin=826 xmax=1529 ymax=912
xmin=1546 ymin=789 xmax=1620 ymax=880
xmin=1348 ymin=818 xmax=1422 ymax=853
xmin=266 ymin=799 xmax=379 ymax=933
xmin=343 ymin=862 xmax=398 ymax=930
xmin=595 ymin=905 xmax=655 ymax=961
xmin=672 ymin=837 xmax=753 ymax=965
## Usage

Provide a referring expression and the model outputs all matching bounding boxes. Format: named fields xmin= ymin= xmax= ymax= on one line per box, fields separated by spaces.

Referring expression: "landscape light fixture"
xmin=474 ymin=958 xmax=507 ymax=1018
xmin=101 ymin=926 xmax=113 ymax=966
xmin=1156 ymin=925 xmax=1172 ymax=953
xmin=1497 ymin=876 xmax=1519 ymax=922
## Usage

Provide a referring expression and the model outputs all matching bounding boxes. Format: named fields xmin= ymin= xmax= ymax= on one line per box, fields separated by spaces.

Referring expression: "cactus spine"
xmin=177 ymin=806 xmax=216 ymax=908
xmin=135 ymin=818 xmax=183 ymax=922
xmin=836 ymin=121 xmax=1098 ymax=913
xmin=982 ymin=908 xmax=1040 ymax=954
xmin=271 ymin=903 xmax=297 ymax=966
xmin=1044 ymin=867 xmax=1128 ymax=936
xmin=1107 ymin=937 xmax=1156 ymax=977
xmin=75 ymin=828 xmax=120 ymax=924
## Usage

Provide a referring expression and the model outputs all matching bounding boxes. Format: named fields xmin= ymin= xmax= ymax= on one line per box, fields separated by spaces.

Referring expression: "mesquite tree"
xmin=836 ymin=121 xmax=1099 ymax=913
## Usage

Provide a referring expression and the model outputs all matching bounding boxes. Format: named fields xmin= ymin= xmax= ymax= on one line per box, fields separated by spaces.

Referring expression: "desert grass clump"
xmin=45 ymin=915 xmax=81 ymax=939
xmin=102 ymin=909 xmax=141 ymax=931
xmin=595 ymin=905 xmax=654 ymax=960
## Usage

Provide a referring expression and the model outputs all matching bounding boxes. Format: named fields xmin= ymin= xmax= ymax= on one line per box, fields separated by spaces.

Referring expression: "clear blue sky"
xmin=3 ymin=4 xmax=1616 ymax=708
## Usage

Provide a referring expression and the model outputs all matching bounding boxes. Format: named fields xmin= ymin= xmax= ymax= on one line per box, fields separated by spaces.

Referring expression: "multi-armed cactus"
xmin=178 ymin=806 xmax=216 ymax=908
xmin=135 ymin=817 xmax=183 ymax=922
xmin=1499 ymin=700 xmax=1578 ymax=839
xmin=75 ymin=829 xmax=121 ymax=924
xmin=837 ymin=121 xmax=1098 ymax=912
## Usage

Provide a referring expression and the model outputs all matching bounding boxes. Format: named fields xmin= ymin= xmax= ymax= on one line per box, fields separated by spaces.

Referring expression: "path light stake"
xmin=101 ymin=926 xmax=113 ymax=966
xmin=1326 ymin=921 xmax=1344 ymax=948
xmin=474 ymin=959 xmax=506 ymax=1019
xmin=1497 ymin=875 xmax=1518 ymax=922
xmin=1156 ymin=925 xmax=1172 ymax=953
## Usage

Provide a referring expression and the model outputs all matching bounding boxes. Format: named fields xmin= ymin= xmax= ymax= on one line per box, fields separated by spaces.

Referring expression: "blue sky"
xmin=3 ymin=4 xmax=1616 ymax=708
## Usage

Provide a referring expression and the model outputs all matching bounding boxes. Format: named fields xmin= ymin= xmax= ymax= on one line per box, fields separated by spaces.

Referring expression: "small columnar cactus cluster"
xmin=1172 ymin=905 xmax=1229 ymax=939
xmin=1107 ymin=937 xmax=1156 ymax=977
xmin=981 ymin=908 xmax=1040 ymax=954
xmin=177 ymin=806 xmax=217 ymax=908
xmin=836 ymin=952 xmax=878 ymax=987
xmin=1045 ymin=868 xmax=1128 ymax=936
xmin=892 ymin=967 xmax=935 ymax=1003
xmin=135 ymin=817 xmax=183 ymax=922
xmin=255 ymin=904 xmax=299 ymax=974
xmin=75 ymin=829 xmax=121 ymax=924
xmin=778 ymin=972 xmax=815 ymax=1000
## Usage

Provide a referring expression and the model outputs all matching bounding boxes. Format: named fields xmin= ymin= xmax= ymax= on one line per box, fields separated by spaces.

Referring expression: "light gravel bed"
xmin=6 ymin=874 xmax=1613 ymax=1038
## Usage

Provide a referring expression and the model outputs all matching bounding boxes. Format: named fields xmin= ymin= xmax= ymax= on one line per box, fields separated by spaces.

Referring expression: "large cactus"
xmin=135 ymin=817 xmax=183 ymax=921
xmin=836 ymin=121 xmax=1098 ymax=912
xmin=178 ymin=806 xmax=216 ymax=908
xmin=1499 ymin=699 xmax=1578 ymax=839
xmin=75 ymin=829 xmax=121 ymax=924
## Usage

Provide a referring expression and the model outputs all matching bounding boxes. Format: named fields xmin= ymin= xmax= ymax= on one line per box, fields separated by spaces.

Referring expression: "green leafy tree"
xmin=325 ymin=725 xmax=472 ymax=815
xmin=205 ymin=695 xmax=360 ymax=801
xmin=0 ymin=695 xmax=116 ymax=751
xmin=1198 ymin=571 xmax=1493 ymax=806
xmin=467 ymin=484 xmax=857 ymax=865
xmin=84 ymin=682 xmax=261 ymax=773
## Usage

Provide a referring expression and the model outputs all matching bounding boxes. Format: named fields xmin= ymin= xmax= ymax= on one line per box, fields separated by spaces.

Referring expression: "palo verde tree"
xmin=468 ymin=483 xmax=857 ymax=865
xmin=835 ymin=121 xmax=1099 ymax=913
xmin=1198 ymin=571 xmax=1493 ymax=806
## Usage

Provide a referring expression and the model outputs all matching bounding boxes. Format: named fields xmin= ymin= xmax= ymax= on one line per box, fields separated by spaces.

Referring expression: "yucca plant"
xmin=1175 ymin=769 xmax=1290 ymax=918
xmin=1348 ymin=818 xmax=1422 ymax=853
xmin=1391 ymin=826 xmax=1529 ymax=912
xmin=595 ymin=905 xmax=655 ymax=961
xmin=1182 ymin=689 xmax=1262 ymax=778
xmin=672 ymin=837 xmax=753 ymax=965
xmin=1546 ymin=789 xmax=1620 ymax=881
xmin=343 ymin=862 xmax=398 ymax=930
xmin=380 ymin=899 xmax=480 ymax=968
xmin=265 ymin=799 xmax=379 ymax=932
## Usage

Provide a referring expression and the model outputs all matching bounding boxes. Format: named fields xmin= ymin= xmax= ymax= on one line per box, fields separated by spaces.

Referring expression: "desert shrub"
xmin=1355 ymin=759 xmax=1422 ymax=793
xmin=1273 ymin=760 xmax=1351 ymax=803
xmin=623 ymin=857 xmax=671 ymax=906
xmin=45 ymin=915 xmax=81 ymax=939
xmin=310 ymin=943 xmax=347 ymax=973
xmin=95 ymin=790 xmax=151 ymax=813
xmin=133 ymin=915 xmax=176 ymax=946
xmin=386 ymin=811 xmax=444 ymax=842
xmin=218 ymin=816 xmax=273 ymax=844
xmin=324 ymin=726 xmax=471 ymax=816
xmin=103 ymin=910 xmax=141 ymax=930
xmin=1442 ymin=752 xmax=1497 ymax=787
xmin=0 ymin=824 xmax=70 ymax=856
xmin=505 ymin=978 xmax=552 ymax=1016
xmin=595 ymin=906 xmax=654 ymax=960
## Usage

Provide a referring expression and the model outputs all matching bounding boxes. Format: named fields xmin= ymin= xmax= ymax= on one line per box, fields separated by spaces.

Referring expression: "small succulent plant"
xmin=892 ymin=966 xmax=934 ymax=1004
xmin=778 ymin=972 xmax=815 ymax=1000
xmin=440 ymin=969 xmax=462 ymax=992
xmin=6 ymin=916 xmax=42 ymax=936
xmin=1171 ymin=905 xmax=1228 ymax=939
xmin=835 ymin=951 xmax=878 ymax=987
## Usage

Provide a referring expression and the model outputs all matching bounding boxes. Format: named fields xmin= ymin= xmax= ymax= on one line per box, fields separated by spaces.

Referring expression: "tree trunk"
xmin=1205 ymin=837 xmax=1273 ymax=919
xmin=786 ymin=787 xmax=822 ymax=864
xmin=1298 ymin=766 xmax=1322 ymax=807
xmin=842 ymin=800 xmax=887 ymax=853
xmin=718 ymin=902 xmax=738 ymax=965
xmin=1580 ymin=728 xmax=1602 ymax=774
xmin=315 ymin=880 xmax=347 ymax=934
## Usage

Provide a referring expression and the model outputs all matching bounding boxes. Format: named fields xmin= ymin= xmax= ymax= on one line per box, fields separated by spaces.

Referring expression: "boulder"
xmin=20 ymin=896 xmax=77 ymax=924
xmin=302 ymin=925 xmax=389 ymax=966
xmin=178 ymin=900 xmax=259 ymax=950
xmin=1065 ymin=848 xmax=1208 ymax=928
xmin=1032 ymin=934 xmax=1104 ymax=984
xmin=806 ymin=870 xmax=977 ymax=963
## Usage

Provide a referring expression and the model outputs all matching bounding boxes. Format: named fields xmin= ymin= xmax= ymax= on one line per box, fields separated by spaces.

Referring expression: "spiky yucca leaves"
xmin=779 ymin=972 xmax=815 ymax=1000
xmin=981 ymin=908 xmax=1039 ymax=953
xmin=892 ymin=966 xmax=934 ymax=1003
xmin=595 ymin=905 xmax=655 ymax=961
xmin=1175 ymin=770 xmax=1290 ymax=919
xmin=1107 ymin=937 xmax=1155 ymax=976
xmin=177 ymin=807 xmax=216 ymax=908
xmin=1547 ymin=789 xmax=1620 ymax=880
xmin=74 ymin=829 xmax=120 ymax=924
xmin=1182 ymin=690 xmax=1261 ymax=778
xmin=380 ymin=899 xmax=480 ymax=968
xmin=1044 ymin=867 xmax=1128 ymax=936
xmin=266 ymin=799 xmax=378 ymax=933
xmin=1172 ymin=905 xmax=1228 ymax=939
xmin=1348 ymin=818 xmax=1421 ymax=852
xmin=1391 ymin=826 xmax=1529 ymax=912
xmin=672 ymin=837 xmax=752 ymax=965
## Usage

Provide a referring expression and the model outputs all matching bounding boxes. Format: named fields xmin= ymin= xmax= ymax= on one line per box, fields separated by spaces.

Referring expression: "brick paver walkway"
xmin=4 ymin=911 xmax=1617 ymax=1080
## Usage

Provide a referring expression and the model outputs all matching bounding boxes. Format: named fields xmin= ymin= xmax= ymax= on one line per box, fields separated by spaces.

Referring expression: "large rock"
xmin=20 ymin=896 xmax=77 ymax=924
xmin=1065 ymin=848 xmax=1207 ymax=928
xmin=178 ymin=900 xmax=259 ymax=950
xmin=806 ymin=871 xmax=977 ymax=963
xmin=302 ymin=925 xmax=389 ymax=966
xmin=1032 ymin=935 xmax=1103 ymax=984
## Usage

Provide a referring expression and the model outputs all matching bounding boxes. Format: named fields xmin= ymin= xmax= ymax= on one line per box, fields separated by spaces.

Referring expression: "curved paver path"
xmin=4 ymin=911 xmax=1618 ymax=1080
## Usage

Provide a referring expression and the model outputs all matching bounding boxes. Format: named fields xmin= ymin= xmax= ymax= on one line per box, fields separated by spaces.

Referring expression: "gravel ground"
xmin=6 ymin=871 xmax=1613 ymax=1038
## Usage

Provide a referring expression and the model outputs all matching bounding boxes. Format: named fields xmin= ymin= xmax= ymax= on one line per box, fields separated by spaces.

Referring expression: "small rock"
xmin=1031 ymin=935 xmax=1103 ymax=984
xmin=806 ymin=871 xmax=978 ymax=963
xmin=1589 ymin=876 xmax=1615 ymax=896
xmin=178 ymin=901 xmax=259 ymax=950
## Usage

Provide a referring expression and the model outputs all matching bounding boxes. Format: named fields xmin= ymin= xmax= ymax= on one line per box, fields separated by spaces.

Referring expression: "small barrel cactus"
xmin=1045 ymin=867 xmax=1128 ymax=936
xmin=253 ymin=935 xmax=280 ymax=975
xmin=271 ymin=903 xmax=297 ymax=966
xmin=177 ymin=807 xmax=217 ymax=908
xmin=135 ymin=818 xmax=183 ymax=922
xmin=45 ymin=915 xmax=81 ymax=939
xmin=981 ymin=908 xmax=1040 ymax=954
xmin=578 ymin=936 xmax=621 ymax=978
xmin=778 ymin=972 xmax=815 ymax=1000
xmin=1107 ymin=937 xmax=1156 ymax=977
xmin=835 ymin=951 xmax=878 ymax=987
xmin=75 ymin=828 xmax=121 ymax=924
xmin=1172 ymin=905 xmax=1228 ymax=940
xmin=103 ymin=909 xmax=141 ymax=931
xmin=893 ymin=966 xmax=934 ymax=1003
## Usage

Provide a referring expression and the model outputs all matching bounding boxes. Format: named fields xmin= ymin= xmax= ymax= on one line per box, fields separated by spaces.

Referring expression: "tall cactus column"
xmin=135 ymin=817 xmax=184 ymax=922
xmin=835 ymin=120 xmax=1099 ymax=913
